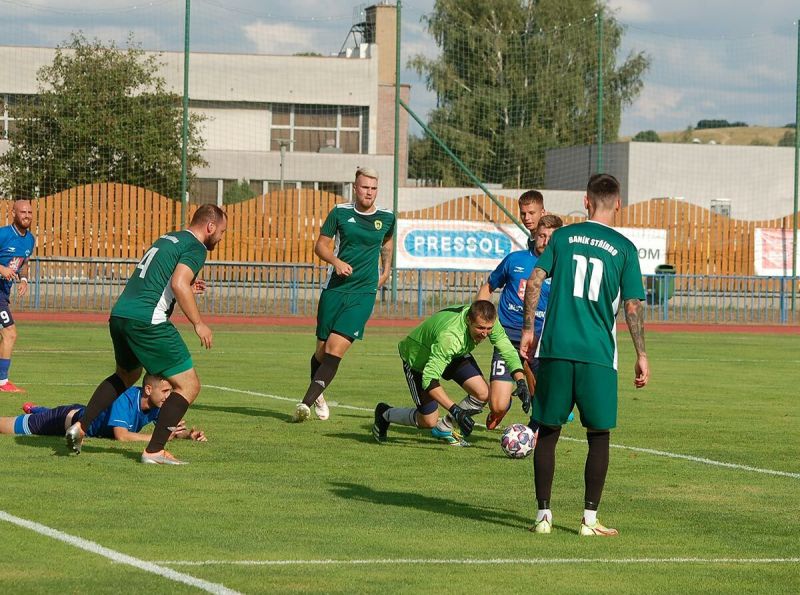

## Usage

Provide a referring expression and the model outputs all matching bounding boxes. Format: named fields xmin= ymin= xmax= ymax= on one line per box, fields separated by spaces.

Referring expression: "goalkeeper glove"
xmin=513 ymin=378 xmax=532 ymax=414
xmin=449 ymin=404 xmax=475 ymax=437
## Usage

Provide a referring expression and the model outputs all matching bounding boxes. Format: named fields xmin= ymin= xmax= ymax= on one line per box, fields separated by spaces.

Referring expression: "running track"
xmin=15 ymin=312 xmax=800 ymax=334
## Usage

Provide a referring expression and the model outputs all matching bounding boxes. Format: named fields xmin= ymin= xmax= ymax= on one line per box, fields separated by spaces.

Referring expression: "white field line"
xmin=205 ymin=384 xmax=800 ymax=480
xmin=162 ymin=557 xmax=800 ymax=567
xmin=0 ymin=511 xmax=242 ymax=595
xmin=559 ymin=437 xmax=800 ymax=479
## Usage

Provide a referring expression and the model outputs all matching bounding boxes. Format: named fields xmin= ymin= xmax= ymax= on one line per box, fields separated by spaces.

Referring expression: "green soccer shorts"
xmin=532 ymin=358 xmax=618 ymax=430
xmin=315 ymin=289 xmax=376 ymax=341
xmin=109 ymin=316 xmax=194 ymax=378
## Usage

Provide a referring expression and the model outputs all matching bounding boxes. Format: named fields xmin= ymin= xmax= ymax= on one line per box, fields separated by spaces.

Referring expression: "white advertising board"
xmin=396 ymin=219 xmax=667 ymax=274
xmin=754 ymin=228 xmax=799 ymax=276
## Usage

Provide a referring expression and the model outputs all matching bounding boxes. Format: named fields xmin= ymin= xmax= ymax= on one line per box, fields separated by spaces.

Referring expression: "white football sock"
xmin=385 ymin=407 xmax=418 ymax=427
xmin=583 ymin=509 xmax=597 ymax=525
xmin=536 ymin=509 xmax=552 ymax=523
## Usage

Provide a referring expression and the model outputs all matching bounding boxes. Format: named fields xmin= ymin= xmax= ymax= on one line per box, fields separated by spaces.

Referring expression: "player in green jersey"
xmin=292 ymin=167 xmax=395 ymax=423
xmin=66 ymin=205 xmax=227 ymax=464
xmin=520 ymin=173 xmax=649 ymax=536
xmin=371 ymin=301 xmax=531 ymax=445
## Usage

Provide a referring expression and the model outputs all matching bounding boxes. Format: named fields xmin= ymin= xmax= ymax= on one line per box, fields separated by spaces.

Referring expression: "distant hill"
xmin=622 ymin=126 xmax=792 ymax=146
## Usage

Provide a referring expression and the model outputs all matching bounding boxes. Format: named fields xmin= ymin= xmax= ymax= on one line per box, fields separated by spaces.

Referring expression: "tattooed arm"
xmin=624 ymin=298 xmax=649 ymax=388
xmin=519 ymin=267 xmax=547 ymax=360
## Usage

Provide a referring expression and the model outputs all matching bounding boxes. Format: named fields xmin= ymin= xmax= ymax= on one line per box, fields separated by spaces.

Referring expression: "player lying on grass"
xmin=371 ymin=300 xmax=531 ymax=446
xmin=0 ymin=373 xmax=206 ymax=443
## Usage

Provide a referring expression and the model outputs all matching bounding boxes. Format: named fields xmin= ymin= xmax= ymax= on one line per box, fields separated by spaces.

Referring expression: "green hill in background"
xmin=623 ymin=126 xmax=794 ymax=146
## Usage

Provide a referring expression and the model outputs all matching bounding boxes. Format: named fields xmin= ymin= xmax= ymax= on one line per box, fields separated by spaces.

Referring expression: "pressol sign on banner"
xmin=396 ymin=220 xmax=528 ymax=270
xmin=396 ymin=219 xmax=667 ymax=274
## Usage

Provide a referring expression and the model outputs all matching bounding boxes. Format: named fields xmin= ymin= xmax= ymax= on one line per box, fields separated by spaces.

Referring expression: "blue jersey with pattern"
xmin=0 ymin=224 xmax=35 ymax=297
xmin=487 ymin=248 xmax=551 ymax=343
xmin=88 ymin=386 xmax=160 ymax=438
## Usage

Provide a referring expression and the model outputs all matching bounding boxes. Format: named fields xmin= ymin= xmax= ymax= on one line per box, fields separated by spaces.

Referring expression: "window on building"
xmin=710 ymin=198 xmax=732 ymax=217
xmin=317 ymin=182 xmax=344 ymax=195
xmin=190 ymin=178 xmax=219 ymax=205
xmin=0 ymin=94 xmax=23 ymax=140
xmin=269 ymin=103 xmax=367 ymax=154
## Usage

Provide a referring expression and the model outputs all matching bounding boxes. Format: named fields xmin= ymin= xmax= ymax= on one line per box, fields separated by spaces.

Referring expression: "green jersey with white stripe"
xmin=534 ymin=221 xmax=645 ymax=369
xmin=320 ymin=203 xmax=395 ymax=294
xmin=111 ymin=230 xmax=207 ymax=324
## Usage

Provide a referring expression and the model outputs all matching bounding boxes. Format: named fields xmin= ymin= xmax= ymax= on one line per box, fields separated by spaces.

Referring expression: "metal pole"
xmin=280 ymin=143 xmax=286 ymax=190
xmin=792 ymin=17 xmax=800 ymax=314
xmin=401 ymin=99 xmax=527 ymax=234
xmin=180 ymin=0 xmax=191 ymax=228
xmin=596 ymin=9 xmax=604 ymax=174
xmin=391 ymin=0 xmax=402 ymax=305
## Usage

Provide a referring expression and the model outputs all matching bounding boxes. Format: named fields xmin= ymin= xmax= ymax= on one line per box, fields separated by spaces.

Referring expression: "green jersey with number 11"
xmin=534 ymin=221 xmax=644 ymax=370
xmin=111 ymin=230 xmax=207 ymax=325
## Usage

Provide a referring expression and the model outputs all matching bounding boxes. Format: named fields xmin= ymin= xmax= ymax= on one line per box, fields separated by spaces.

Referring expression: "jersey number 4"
xmin=136 ymin=247 xmax=159 ymax=279
xmin=573 ymin=255 xmax=603 ymax=302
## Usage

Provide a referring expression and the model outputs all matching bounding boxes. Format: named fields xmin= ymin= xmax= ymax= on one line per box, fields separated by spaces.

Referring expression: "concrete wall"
xmin=546 ymin=142 xmax=797 ymax=220
xmin=396 ymin=187 xmax=586 ymax=217
xmin=627 ymin=143 xmax=795 ymax=220
xmin=199 ymin=150 xmax=395 ymax=190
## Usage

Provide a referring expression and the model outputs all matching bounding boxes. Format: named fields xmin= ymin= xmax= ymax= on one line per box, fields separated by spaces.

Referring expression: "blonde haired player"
xmin=292 ymin=167 xmax=395 ymax=423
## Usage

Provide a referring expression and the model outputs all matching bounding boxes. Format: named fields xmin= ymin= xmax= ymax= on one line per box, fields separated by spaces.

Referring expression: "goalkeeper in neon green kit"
xmin=372 ymin=300 xmax=531 ymax=445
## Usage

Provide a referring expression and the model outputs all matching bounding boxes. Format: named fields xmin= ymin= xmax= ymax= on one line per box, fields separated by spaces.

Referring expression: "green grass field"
xmin=0 ymin=322 xmax=798 ymax=594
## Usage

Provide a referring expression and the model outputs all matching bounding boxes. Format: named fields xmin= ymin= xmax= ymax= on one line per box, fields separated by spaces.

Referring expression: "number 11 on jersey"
xmin=573 ymin=255 xmax=603 ymax=302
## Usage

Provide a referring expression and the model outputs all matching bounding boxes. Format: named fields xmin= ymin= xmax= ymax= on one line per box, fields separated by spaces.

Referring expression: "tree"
xmin=223 ymin=180 xmax=256 ymax=204
xmin=408 ymin=0 xmax=649 ymax=187
xmin=696 ymin=119 xmax=747 ymax=129
xmin=0 ymin=33 xmax=206 ymax=199
xmin=632 ymin=130 xmax=660 ymax=142
xmin=778 ymin=130 xmax=796 ymax=147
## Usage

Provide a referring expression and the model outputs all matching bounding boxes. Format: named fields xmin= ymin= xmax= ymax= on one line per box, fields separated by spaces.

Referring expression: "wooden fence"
xmin=401 ymin=194 xmax=799 ymax=276
xmin=6 ymin=184 xmax=798 ymax=276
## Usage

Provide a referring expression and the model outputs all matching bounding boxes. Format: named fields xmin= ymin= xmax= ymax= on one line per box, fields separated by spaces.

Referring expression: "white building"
xmin=546 ymin=142 xmax=797 ymax=220
xmin=0 ymin=3 xmax=409 ymax=204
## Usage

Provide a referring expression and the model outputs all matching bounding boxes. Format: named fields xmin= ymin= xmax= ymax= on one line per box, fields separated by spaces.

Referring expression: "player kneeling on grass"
xmin=372 ymin=300 xmax=530 ymax=446
xmin=0 ymin=373 xmax=206 ymax=443
xmin=472 ymin=214 xmax=564 ymax=433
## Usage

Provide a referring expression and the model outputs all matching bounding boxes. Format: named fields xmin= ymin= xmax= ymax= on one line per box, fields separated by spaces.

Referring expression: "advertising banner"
xmin=754 ymin=228 xmax=799 ymax=276
xmin=396 ymin=219 xmax=667 ymax=274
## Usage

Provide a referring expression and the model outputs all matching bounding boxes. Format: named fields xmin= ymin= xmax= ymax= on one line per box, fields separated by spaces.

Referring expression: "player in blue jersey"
xmin=476 ymin=214 xmax=563 ymax=430
xmin=0 ymin=373 xmax=206 ymax=442
xmin=0 ymin=199 xmax=35 ymax=393
xmin=517 ymin=189 xmax=547 ymax=252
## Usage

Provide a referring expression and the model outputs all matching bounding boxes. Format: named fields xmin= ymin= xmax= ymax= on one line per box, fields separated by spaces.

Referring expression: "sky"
xmin=2 ymin=0 xmax=798 ymax=136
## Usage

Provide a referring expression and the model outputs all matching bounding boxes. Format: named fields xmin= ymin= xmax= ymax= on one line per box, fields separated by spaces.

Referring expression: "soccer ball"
xmin=500 ymin=423 xmax=536 ymax=459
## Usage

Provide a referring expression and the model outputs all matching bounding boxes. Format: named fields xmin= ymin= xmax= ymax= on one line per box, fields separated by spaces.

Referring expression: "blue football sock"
xmin=13 ymin=414 xmax=32 ymax=435
xmin=0 ymin=358 xmax=10 ymax=381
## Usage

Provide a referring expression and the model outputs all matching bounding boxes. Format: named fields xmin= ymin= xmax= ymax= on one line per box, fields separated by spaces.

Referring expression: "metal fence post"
xmin=33 ymin=258 xmax=41 ymax=309
xmin=780 ymin=276 xmax=787 ymax=323
xmin=417 ymin=271 xmax=423 ymax=319
xmin=291 ymin=265 xmax=298 ymax=315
